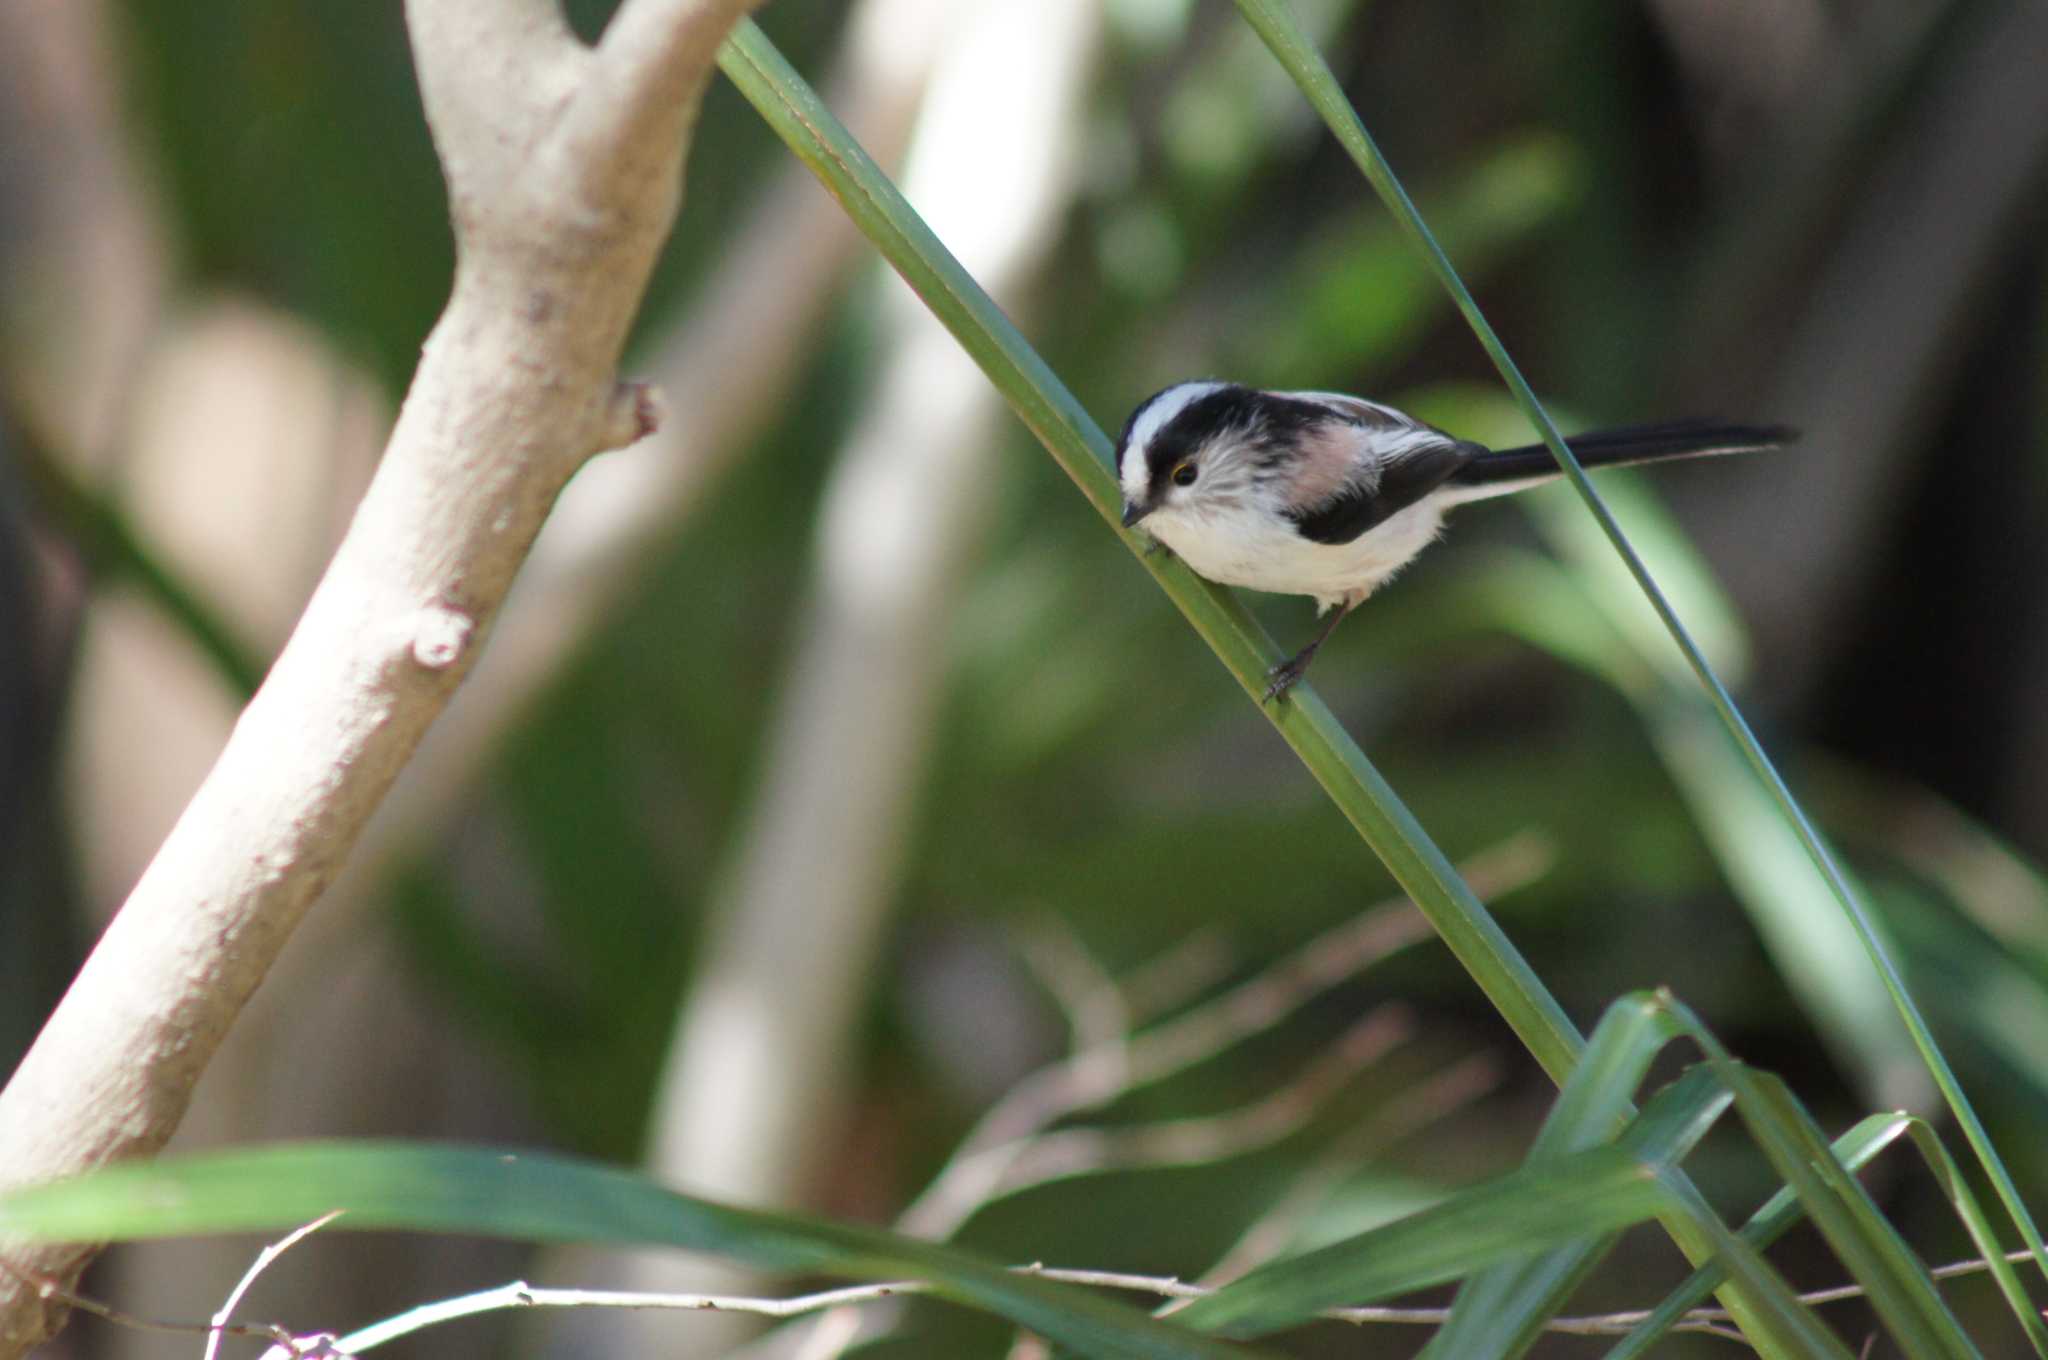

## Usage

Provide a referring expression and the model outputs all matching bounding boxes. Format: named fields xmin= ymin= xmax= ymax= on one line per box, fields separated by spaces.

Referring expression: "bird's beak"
xmin=1121 ymin=499 xmax=1153 ymax=530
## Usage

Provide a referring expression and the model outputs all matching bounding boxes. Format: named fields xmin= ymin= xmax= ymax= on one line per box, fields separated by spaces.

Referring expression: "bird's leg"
xmin=1263 ymin=598 xmax=1359 ymax=703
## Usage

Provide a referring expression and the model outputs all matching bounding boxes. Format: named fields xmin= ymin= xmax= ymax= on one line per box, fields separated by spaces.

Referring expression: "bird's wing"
xmin=1265 ymin=391 xmax=1479 ymax=543
xmin=1279 ymin=391 xmax=1420 ymax=431
xmin=1286 ymin=441 xmax=1473 ymax=544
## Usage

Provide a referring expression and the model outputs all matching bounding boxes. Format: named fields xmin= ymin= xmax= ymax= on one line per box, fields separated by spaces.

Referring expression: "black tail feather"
xmin=1453 ymin=420 xmax=1796 ymax=487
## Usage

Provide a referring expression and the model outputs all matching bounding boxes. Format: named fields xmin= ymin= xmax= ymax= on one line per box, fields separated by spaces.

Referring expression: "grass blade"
xmin=11 ymin=417 xmax=265 ymax=698
xmin=1521 ymin=477 xmax=1926 ymax=1108
xmin=1228 ymin=0 xmax=2047 ymax=1289
xmin=1421 ymin=999 xmax=1707 ymax=1360
xmin=714 ymin=19 xmax=1581 ymax=1085
xmin=0 ymin=1142 xmax=1266 ymax=1360
xmin=1419 ymin=1065 xmax=1729 ymax=1360
xmin=1893 ymin=1118 xmax=2048 ymax=1356
xmin=1663 ymin=1000 xmax=1984 ymax=1359
xmin=1604 ymin=1112 xmax=1913 ymax=1360
xmin=715 ymin=27 xmax=1840 ymax=1353
xmin=1170 ymin=1143 xmax=1669 ymax=1336
xmin=1521 ymin=994 xmax=1687 ymax=1159
xmin=1176 ymin=1054 xmax=1840 ymax=1357
xmin=1643 ymin=1165 xmax=1860 ymax=1360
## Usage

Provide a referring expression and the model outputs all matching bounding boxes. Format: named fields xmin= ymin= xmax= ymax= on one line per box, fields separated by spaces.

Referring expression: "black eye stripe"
xmin=1142 ymin=386 xmax=1334 ymax=501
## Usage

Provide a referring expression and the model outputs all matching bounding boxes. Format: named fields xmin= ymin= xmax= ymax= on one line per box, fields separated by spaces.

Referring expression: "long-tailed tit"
xmin=1115 ymin=381 xmax=1792 ymax=701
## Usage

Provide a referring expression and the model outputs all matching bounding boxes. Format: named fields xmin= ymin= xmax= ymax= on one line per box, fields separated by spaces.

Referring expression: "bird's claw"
xmin=1261 ymin=658 xmax=1308 ymax=704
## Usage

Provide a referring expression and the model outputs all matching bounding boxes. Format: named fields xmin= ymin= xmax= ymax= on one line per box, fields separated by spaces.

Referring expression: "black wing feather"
xmin=1288 ymin=441 xmax=1476 ymax=545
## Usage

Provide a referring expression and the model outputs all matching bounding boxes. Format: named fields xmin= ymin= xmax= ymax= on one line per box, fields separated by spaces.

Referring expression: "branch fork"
xmin=0 ymin=2 xmax=759 ymax=1353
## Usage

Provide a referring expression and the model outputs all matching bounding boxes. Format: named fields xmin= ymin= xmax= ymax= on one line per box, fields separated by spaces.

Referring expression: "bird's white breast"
xmin=1146 ymin=496 xmax=1449 ymax=612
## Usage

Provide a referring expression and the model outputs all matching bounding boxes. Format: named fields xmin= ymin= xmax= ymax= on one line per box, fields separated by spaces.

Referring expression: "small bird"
xmin=1114 ymin=381 xmax=1792 ymax=702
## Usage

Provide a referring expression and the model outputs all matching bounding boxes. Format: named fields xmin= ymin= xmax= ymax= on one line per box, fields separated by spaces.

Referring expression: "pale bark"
xmin=371 ymin=0 xmax=953 ymax=865
xmin=0 ymin=1 xmax=760 ymax=1352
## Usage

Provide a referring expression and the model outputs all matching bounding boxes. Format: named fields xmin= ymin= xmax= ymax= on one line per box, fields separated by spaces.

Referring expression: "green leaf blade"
xmin=1174 ymin=1144 xmax=1668 ymax=1337
xmin=1420 ymin=1059 xmax=1726 ymax=1360
xmin=1663 ymin=1005 xmax=1985 ymax=1360
xmin=715 ymin=19 xmax=1586 ymax=1082
xmin=0 ymin=1142 xmax=1266 ymax=1360
xmin=1604 ymin=1112 xmax=1912 ymax=1360
xmin=1224 ymin=0 xmax=2048 ymax=1293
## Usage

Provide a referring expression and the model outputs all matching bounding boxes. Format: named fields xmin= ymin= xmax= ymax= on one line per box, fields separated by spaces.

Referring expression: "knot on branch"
xmin=599 ymin=378 xmax=665 ymax=452
xmin=408 ymin=606 xmax=476 ymax=671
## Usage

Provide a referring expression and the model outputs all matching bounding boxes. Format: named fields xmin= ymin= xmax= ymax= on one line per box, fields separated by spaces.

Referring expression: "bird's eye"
xmin=1171 ymin=462 xmax=1198 ymax=487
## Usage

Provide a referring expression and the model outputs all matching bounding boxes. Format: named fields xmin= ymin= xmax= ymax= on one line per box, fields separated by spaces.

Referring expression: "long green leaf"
xmin=713 ymin=20 xmax=1579 ymax=1086
xmin=712 ymin=26 xmax=1799 ymax=1353
xmin=1894 ymin=1118 xmax=2048 ymax=1356
xmin=1663 ymin=1001 xmax=1983 ymax=1359
xmin=1525 ymin=994 xmax=1686 ymax=1159
xmin=1418 ymin=1069 xmax=1727 ymax=1360
xmin=1227 ymin=0 xmax=2047 ymax=1291
xmin=1420 ymin=995 xmax=1865 ymax=1360
xmin=0 ymin=1142 xmax=1264 ymax=1360
xmin=1521 ymin=477 xmax=1926 ymax=1109
xmin=1175 ymin=1059 xmax=1838 ymax=1356
xmin=1422 ymin=1001 xmax=1703 ymax=1360
xmin=1608 ymin=1024 xmax=2042 ymax=1358
xmin=1606 ymin=1112 xmax=1912 ymax=1360
xmin=1170 ymin=1143 xmax=1668 ymax=1336
xmin=11 ymin=416 xmax=264 ymax=697
xmin=1643 ymin=1165 xmax=1860 ymax=1360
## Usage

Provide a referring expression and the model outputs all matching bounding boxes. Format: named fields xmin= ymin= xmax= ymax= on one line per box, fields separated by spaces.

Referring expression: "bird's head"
xmin=1113 ymin=381 xmax=1339 ymax=530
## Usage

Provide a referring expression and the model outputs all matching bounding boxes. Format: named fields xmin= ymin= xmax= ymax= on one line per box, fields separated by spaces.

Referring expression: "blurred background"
xmin=4 ymin=0 xmax=2048 ymax=1355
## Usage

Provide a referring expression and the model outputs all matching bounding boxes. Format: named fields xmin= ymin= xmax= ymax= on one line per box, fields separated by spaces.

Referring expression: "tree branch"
xmin=0 ymin=1 xmax=761 ymax=1352
xmin=94 ymin=1238 xmax=2048 ymax=1356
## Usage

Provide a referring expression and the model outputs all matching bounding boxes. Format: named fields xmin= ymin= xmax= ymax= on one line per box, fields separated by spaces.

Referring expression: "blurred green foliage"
xmin=9 ymin=0 xmax=2048 ymax=1355
xmin=109 ymin=0 xmax=849 ymax=390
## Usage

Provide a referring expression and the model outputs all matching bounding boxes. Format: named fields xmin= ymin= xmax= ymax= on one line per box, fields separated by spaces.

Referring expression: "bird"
xmin=1113 ymin=381 xmax=1793 ymax=702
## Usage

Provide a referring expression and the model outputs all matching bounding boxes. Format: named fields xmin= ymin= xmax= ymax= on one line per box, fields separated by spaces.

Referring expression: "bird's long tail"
xmin=1446 ymin=419 xmax=1795 ymax=502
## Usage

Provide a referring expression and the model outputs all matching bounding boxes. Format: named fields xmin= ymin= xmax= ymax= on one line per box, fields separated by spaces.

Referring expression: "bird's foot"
xmin=1262 ymin=654 xmax=1313 ymax=704
xmin=1143 ymin=538 xmax=1176 ymax=560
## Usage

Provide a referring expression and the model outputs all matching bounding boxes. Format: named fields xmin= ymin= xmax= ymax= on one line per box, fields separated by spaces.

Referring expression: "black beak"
xmin=1121 ymin=500 xmax=1153 ymax=530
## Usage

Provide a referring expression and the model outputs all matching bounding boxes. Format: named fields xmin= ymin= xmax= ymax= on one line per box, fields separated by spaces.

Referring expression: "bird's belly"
xmin=1151 ymin=503 xmax=1446 ymax=609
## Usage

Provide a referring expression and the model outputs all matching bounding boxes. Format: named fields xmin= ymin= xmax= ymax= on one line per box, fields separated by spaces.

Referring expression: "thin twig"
xmin=899 ymin=833 xmax=1549 ymax=1240
xmin=766 ymin=840 xmax=1547 ymax=1360
xmin=1117 ymin=833 xmax=1546 ymax=1091
xmin=1020 ymin=1268 xmax=1733 ymax=1343
xmin=334 ymin=1279 xmax=938 ymax=1352
xmin=1116 ymin=928 xmax=1237 ymax=1027
xmin=320 ymin=1257 xmax=1854 ymax=1351
xmin=0 ymin=1261 xmax=294 ymax=1349
xmin=205 ymin=1213 xmax=344 ymax=1360
xmin=1003 ymin=1329 xmax=1052 ymax=1360
xmin=996 ymin=1009 xmax=1413 ymax=1192
xmin=1013 ymin=916 xmax=1129 ymax=1058
xmin=36 ymin=1244 xmax=2048 ymax=1354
